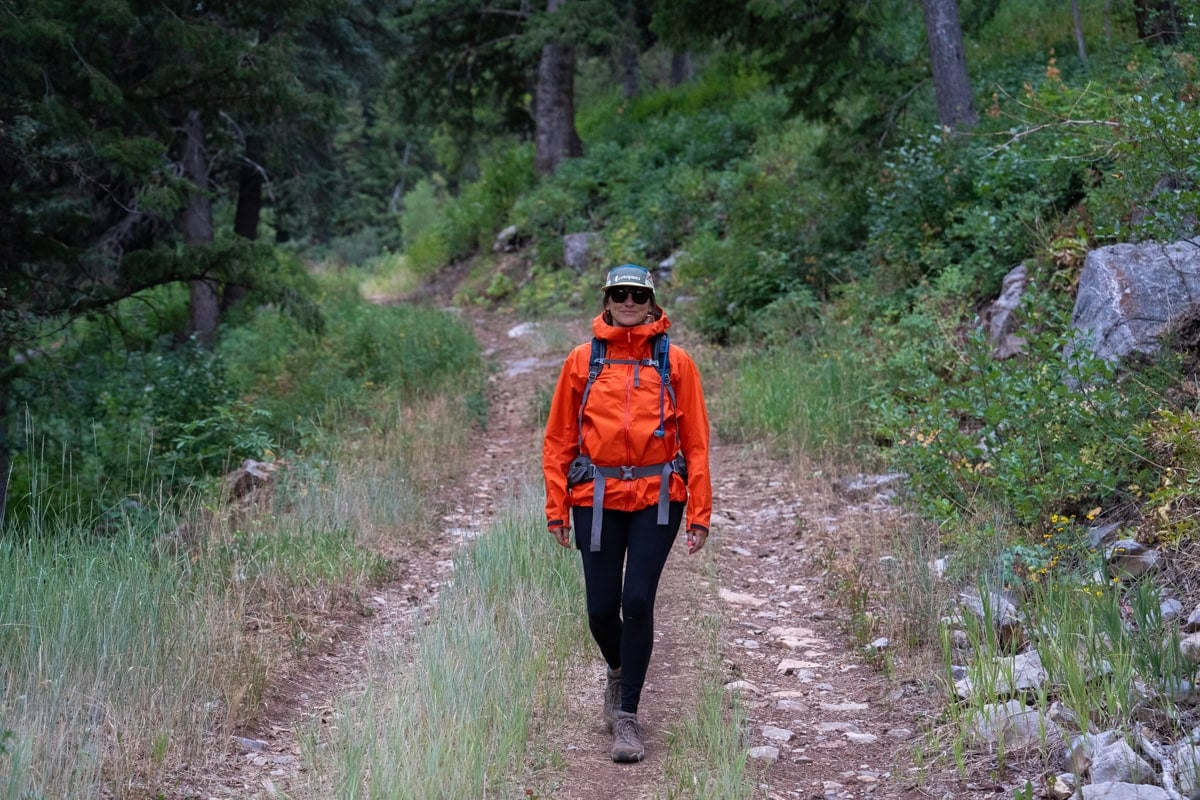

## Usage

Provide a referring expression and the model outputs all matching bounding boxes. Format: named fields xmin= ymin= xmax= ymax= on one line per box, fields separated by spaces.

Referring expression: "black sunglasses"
xmin=606 ymin=287 xmax=652 ymax=304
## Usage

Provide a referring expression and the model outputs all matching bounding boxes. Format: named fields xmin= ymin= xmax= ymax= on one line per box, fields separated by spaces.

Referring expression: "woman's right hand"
xmin=550 ymin=525 xmax=572 ymax=548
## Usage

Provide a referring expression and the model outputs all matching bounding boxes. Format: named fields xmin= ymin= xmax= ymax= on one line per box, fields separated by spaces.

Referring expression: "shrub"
xmin=875 ymin=294 xmax=1158 ymax=527
xmin=399 ymin=179 xmax=448 ymax=274
xmin=440 ymin=144 xmax=536 ymax=259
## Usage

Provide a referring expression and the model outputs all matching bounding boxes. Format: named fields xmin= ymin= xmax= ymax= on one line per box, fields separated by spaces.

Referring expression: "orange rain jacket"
xmin=543 ymin=310 xmax=712 ymax=535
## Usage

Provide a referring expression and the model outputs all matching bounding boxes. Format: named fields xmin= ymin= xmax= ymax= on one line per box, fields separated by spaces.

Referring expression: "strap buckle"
xmin=619 ymin=465 xmax=635 ymax=480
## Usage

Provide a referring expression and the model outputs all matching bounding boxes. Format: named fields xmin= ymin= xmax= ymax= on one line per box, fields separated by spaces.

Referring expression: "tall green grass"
xmin=303 ymin=483 xmax=588 ymax=798
xmin=0 ymin=528 xmax=250 ymax=799
xmin=0 ymin=393 xmax=476 ymax=798
xmin=660 ymin=603 xmax=753 ymax=799
xmin=717 ymin=344 xmax=875 ymax=457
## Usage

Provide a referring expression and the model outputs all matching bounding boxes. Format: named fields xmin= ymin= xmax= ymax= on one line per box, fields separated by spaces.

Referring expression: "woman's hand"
xmin=550 ymin=525 xmax=572 ymax=548
xmin=686 ymin=527 xmax=708 ymax=555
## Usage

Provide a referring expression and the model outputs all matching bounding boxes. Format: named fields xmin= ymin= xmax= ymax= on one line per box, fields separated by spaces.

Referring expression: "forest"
xmin=3 ymin=0 xmax=1200 ymax=797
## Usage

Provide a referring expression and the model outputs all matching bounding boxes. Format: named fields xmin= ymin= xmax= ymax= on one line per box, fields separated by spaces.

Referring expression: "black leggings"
xmin=572 ymin=501 xmax=684 ymax=714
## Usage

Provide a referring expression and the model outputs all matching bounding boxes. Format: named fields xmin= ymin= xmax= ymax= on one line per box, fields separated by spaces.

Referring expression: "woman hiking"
xmin=542 ymin=264 xmax=713 ymax=763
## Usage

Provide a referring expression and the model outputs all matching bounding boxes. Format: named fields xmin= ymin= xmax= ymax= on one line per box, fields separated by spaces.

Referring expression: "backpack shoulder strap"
xmin=578 ymin=337 xmax=606 ymax=451
xmin=652 ymin=333 xmax=678 ymax=438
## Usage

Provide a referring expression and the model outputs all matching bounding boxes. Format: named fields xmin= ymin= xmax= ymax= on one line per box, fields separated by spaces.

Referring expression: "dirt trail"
xmin=176 ymin=306 xmax=957 ymax=800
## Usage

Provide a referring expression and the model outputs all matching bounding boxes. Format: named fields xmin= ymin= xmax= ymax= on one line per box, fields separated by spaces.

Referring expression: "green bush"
xmin=875 ymin=295 xmax=1158 ymax=527
xmin=513 ymin=89 xmax=788 ymax=276
xmin=863 ymin=131 xmax=1084 ymax=297
xmin=399 ymin=179 xmax=448 ymax=274
xmin=9 ymin=331 xmax=251 ymax=521
xmin=221 ymin=290 xmax=485 ymax=435
xmin=440 ymin=144 xmax=536 ymax=258
xmin=6 ymin=272 xmax=485 ymax=523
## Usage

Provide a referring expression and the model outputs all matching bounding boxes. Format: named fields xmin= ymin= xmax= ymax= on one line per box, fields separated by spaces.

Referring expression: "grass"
xmin=715 ymin=343 xmax=876 ymax=459
xmin=660 ymin=599 xmax=754 ymax=800
xmin=0 ymin=527 xmax=252 ymax=799
xmin=300 ymin=482 xmax=589 ymax=798
xmin=0 ymin=368 xmax=478 ymax=799
xmin=357 ymin=253 xmax=424 ymax=301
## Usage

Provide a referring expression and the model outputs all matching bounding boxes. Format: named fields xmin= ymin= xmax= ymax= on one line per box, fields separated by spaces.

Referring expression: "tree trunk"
xmin=1072 ymin=0 xmax=1089 ymax=65
xmin=921 ymin=0 xmax=977 ymax=131
xmin=1133 ymin=0 xmax=1181 ymax=44
xmin=224 ymin=135 xmax=264 ymax=311
xmin=621 ymin=42 xmax=640 ymax=100
xmin=181 ymin=110 xmax=219 ymax=346
xmin=670 ymin=51 xmax=694 ymax=87
xmin=534 ymin=0 xmax=583 ymax=176
xmin=620 ymin=0 xmax=640 ymax=100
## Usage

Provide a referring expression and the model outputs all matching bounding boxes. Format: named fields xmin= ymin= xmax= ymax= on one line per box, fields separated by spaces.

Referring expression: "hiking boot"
xmin=611 ymin=710 xmax=645 ymax=763
xmin=603 ymin=667 xmax=621 ymax=731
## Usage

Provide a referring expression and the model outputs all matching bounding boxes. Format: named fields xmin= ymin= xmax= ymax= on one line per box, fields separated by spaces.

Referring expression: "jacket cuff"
xmin=547 ymin=519 xmax=565 ymax=530
xmin=686 ymin=524 xmax=709 ymax=534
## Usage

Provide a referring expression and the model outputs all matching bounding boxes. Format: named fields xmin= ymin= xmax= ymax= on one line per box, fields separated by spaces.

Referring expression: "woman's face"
xmin=604 ymin=287 xmax=654 ymax=327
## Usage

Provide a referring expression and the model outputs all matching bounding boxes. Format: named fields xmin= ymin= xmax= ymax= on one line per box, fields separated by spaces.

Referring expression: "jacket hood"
xmin=591 ymin=310 xmax=671 ymax=346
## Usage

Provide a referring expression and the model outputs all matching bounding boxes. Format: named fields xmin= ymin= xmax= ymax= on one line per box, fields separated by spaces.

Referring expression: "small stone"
xmin=845 ymin=732 xmax=879 ymax=744
xmin=749 ymin=745 xmax=781 ymax=761
xmin=821 ymin=702 xmax=869 ymax=712
xmin=720 ymin=589 xmax=768 ymax=607
xmin=1050 ymin=773 xmax=1076 ymax=800
xmin=817 ymin=721 xmax=859 ymax=733
xmin=725 ymin=680 xmax=763 ymax=695
xmin=233 ymin=736 xmax=268 ymax=753
xmin=762 ymin=726 xmax=795 ymax=742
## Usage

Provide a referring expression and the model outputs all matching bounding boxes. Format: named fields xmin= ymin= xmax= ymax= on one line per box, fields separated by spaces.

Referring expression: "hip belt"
xmin=567 ymin=454 xmax=687 ymax=552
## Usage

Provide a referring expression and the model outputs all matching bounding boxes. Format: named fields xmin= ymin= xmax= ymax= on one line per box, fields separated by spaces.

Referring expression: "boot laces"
xmin=614 ymin=715 xmax=642 ymax=746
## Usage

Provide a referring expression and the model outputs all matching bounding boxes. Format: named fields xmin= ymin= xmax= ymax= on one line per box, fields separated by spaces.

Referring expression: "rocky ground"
xmin=174 ymin=303 xmax=1015 ymax=800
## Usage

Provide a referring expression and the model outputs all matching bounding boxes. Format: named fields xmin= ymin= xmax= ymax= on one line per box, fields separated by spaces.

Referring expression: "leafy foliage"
xmin=875 ymin=297 xmax=1158 ymax=527
xmin=7 ymin=271 xmax=484 ymax=523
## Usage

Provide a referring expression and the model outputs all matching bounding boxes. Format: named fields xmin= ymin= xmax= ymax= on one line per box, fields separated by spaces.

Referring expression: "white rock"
xmin=1091 ymin=739 xmax=1156 ymax=785
xmin=1180 ymin=632 xmax=1200 ymax=665
xmin=767 ymin=626 xmax=818 ymax=639
xmin=845 ymin=732 xmax=879 ymax=744
xmin=820 ymin=702 xmax=869 ymax=712
xmin=720 ymin=588 xmax=768 ymax=607
xmin=817 ymin=721 xmax=859 ymax=733
xmin=724 ymin=680 xmax=762 ymax=695
xmin=748 ymin=745 xmax=780 ymax=761
xmin=1050 ymin=773 xmax=1076 ymax=800
xmin=1079 ymin=782 xmax=1170 ymax=800
xmin=762 ymin=726 xmax=795 ymax=742
xmin=506 ymin=321 xmax=537 ymax=338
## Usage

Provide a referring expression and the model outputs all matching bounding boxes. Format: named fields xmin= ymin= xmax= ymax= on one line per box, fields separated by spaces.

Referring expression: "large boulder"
xmin=1072 ymin=239 xmax=1200 ymax=363
xmin=563 ymin=232 xmax=600 ymax=272
xmin=982 ymin=263 xmax=1029 ymax=358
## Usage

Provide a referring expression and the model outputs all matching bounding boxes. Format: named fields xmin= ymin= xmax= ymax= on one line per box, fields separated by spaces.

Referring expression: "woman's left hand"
xmin=686 ymin=528 xmax=708 ymax=555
